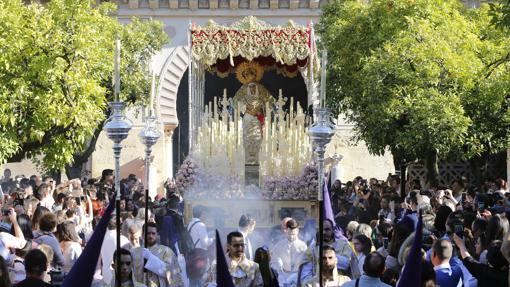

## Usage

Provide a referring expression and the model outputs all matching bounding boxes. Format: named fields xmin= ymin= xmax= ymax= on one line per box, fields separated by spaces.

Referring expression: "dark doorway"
xmin=172 ymin=70 xmax=189 ymax=175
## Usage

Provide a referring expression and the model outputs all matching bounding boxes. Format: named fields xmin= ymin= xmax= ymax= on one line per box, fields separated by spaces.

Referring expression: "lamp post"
xmin=308 ymin=107 xmax=335 ymax=287
xmin=400 ymin=159 xmax=407 ymax=200
xmin=138 ymin=72 xmax=161 ymax=262
xmin=104 ymin=39 xmax=133 ymax=287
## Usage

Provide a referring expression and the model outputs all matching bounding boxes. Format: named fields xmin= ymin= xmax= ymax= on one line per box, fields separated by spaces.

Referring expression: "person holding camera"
xmin=95 ymin=169 xmax=114 ymax=201
xmin=0 ymin=208 xmax=28 ymax=265
xmin=452 ymin=234 xmax=508 ymax=287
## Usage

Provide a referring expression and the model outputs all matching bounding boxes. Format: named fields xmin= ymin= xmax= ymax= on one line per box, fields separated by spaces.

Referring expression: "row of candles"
xmin=193 ymin=88 xmax=311 ymax=189
xmin=194 ymin=90 xmax=245 ymax=184
xmin=259 ymin=92 xmax=311 ymax=185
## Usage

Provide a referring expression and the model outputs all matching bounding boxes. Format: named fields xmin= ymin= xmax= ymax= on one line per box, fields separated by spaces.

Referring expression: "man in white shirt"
xmin=270 ymin=219 xmax=307 ymax=285
xmin=38 ymin=183 xmax=54 ymax=209
xmin=100 ymin=217 xmax=130 ymax=284
xmin=188 ymin=205 xmax=213 ymax=250
xmin=238 ymin=214 xmax=256 ymax=260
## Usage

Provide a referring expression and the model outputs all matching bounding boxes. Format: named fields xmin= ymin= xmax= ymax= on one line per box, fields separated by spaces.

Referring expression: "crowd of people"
xmin=0 ymin=166 xmax=509 ymax=287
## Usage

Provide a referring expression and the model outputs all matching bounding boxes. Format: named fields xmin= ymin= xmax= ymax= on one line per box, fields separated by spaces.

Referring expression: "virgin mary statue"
xmin=233 ymin=62 xmax=275 ymax=165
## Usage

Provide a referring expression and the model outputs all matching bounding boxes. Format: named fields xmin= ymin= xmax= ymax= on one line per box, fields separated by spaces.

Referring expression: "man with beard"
xmin=300 ymin=220 xmax=354 ymax=283
xmin=226 ymin=231 xmax=263 ymax=287
xmin=270 ymin=219 xmax=307 ymax=284
xmin=105 ymin=248 xmax=146 ymax=287
xmin=302 ymin=246 xmax=351 ymax=287
xmin=310 ymin=220 xmax=353 ymax=270
xmin=131 ymin=222 xmax=183 ymax=287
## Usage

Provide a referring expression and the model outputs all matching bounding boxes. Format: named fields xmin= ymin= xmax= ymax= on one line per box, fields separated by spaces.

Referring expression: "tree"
xmin=319 ymin=0 xmax=510 ymax=187
xmin=0 ymin=0 xmax=168 ymax=176
xmin=463 ymin=5 xmax=510 ymax=186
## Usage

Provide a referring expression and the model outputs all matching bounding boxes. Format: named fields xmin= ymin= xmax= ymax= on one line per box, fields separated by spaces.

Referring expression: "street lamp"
xmin=400 ymin=158 xmax=407 ymax=200
xmin=138 ymin=72 xmax=161 ymax=262
xmin=104 ymin=39 xmax=133 ymax=287
xmin=308 ymin=107 xmax=335 ymax=287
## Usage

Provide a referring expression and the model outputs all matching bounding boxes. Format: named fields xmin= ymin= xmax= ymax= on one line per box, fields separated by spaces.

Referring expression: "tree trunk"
xmin=391 ymin=148 xmax=405 ymax=173
xmin=64 ymin=119 xmax=106 ymax=180
xmin=425 ymin=149 xmax=440 ymax=188
xmin=469 ymin=152 xmax=489 ymax=192
xmin=65 ymin=164 xmax=84 ymax=180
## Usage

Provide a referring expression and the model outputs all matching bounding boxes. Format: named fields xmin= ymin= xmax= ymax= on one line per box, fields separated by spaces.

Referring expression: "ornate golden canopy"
xmin=190 ymin=16 xmax=316 ymax=68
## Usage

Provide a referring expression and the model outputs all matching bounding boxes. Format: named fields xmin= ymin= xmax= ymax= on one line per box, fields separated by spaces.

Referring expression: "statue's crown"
xmin=236 ymin=61 xmax=264 ymax=84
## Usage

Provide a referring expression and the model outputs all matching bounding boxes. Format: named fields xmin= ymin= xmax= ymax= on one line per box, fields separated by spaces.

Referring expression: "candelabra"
xmin=139 ymin=112 xmax=161 ymax=251
xmin=308 ymin=107 xmax=335 ymax=287
xmin=104 ymin=39 xmax=133 ymax=287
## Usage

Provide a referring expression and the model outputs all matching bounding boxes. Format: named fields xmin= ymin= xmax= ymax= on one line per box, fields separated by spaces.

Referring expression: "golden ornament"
xmin=235 ymin=61 xmax=264 ymax=84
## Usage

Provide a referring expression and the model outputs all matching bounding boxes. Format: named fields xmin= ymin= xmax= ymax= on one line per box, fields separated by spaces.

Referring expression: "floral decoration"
xmin=177 ymin=158 xmax=318 ymax=201
xmin=261 ymin=164 xmax=318 ymax=200
xmin=175 ymin=156 xmax=197 ymax=191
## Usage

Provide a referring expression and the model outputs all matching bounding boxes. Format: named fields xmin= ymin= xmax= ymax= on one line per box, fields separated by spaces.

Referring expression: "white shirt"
xmin=100 ymin=229 xmax=129 ymax=283
xmin=62 ymin=241 xmax=82 ymax=273
xmin=238 ymin=229 xmax=253 ymax=261
xmin=270 ymin=237 xmax=307 ymax=285
xmin=188 ymin=218 xmax=213 ymax=250
xmin=495 ymin=189 xmax=507 ymax=196
xmin=40 ymin=195 xmax=55 ymax=210
xmin=0 ymin=232 xmax=27 ymax=265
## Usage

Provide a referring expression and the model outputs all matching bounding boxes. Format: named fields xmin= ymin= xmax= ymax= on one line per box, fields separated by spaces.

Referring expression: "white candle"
xmin=114 ymin=39 xmax=121 ymax=101
xmin=290 ymin=97 xmax=294 ymax=123
xmin=149 ymin=71 xmax=155 ymax=116
xmin=320 ymin=49 xmax=327 ymax=108
xmin=213 ymin=96 xmax=218 ymax=120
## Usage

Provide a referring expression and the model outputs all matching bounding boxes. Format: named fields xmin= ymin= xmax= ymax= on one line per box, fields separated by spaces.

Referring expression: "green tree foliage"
xmin=319 ymin=0 xmax=510 ymax=186
xmin=489 ymin=0 xmax=510 ymax=28
xmin=0 ymin=0 xmax=168 ymax=173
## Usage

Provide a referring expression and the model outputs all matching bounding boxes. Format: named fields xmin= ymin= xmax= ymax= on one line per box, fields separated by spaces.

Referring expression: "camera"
xmin=2 ymin=209 xmax=10 ymax=217
xmin=477 ymin=202 xmax=485 ymax=211
xmin=454 ymin=223 xmax=464 ymax=238
xmin=13 ymin=199 xmax=24 ymax=207
xmin=383 ymin=237 xmax=389 ymax=249
xmin=49 ymin=268 xmax=65 ymax=286
xmin=74 ymin=195 xmax=86 ymax=205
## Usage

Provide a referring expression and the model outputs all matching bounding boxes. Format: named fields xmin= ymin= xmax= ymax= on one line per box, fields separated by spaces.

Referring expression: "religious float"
xmin=176 ymin=17 xmax=320 ymax=229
